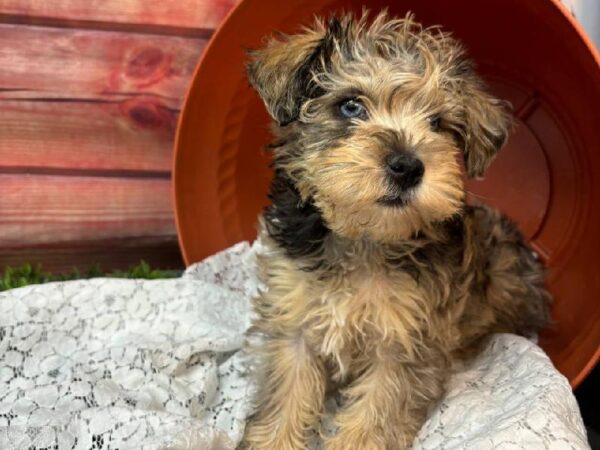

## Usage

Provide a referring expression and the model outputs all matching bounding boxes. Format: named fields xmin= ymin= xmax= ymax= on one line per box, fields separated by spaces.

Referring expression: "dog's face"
xmin=248 ymin=13 xmax=511 ymax=243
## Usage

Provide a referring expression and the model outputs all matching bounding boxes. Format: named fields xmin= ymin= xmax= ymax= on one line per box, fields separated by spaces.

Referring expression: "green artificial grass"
xmin=0 ymin=261 xmax=181 ymax=292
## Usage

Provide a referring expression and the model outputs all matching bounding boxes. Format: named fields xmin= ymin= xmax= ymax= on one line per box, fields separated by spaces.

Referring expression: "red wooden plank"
xmin=0 ymin=0 xmax=238 ymax=31
xmin=0 ymin=24 xmax=206 ymax=102
xmin=0 ymin=174 xmax=176 ymax=246
xmin=0 ymin=99 xmax=177 ymax=172
xmin=0 ymin=237 xmax=183 ymax=273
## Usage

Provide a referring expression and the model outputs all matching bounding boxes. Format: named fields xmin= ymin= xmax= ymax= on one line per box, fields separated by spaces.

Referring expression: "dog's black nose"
xmin=385 ymin=152 xmax=424 ymax=189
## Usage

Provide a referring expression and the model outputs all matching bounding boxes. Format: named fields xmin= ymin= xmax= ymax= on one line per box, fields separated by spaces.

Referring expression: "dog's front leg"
xmin=243 ymin=336 xmax=326 ymax=450
xmin=326 ymin=352 xmax=445 ymax=450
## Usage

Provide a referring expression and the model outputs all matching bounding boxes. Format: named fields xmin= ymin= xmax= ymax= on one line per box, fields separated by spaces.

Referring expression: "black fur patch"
xmin=263 ymin=169 xmax=329 ymax=260
xmin=279 ymin=18 xmax=344 ymax=126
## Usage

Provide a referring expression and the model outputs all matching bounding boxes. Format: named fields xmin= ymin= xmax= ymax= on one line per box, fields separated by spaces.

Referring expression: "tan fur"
xmin=242 ymin=12 xmax=550 ymax=450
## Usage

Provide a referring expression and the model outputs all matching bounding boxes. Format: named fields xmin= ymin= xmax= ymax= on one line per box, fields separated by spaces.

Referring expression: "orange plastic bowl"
xmin=174 ymin=0 xmax=600 ymax=387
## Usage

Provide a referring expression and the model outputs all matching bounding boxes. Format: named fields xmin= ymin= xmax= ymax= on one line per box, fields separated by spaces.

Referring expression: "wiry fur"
xmin=243 ymin=12 xmax=551 ymax=450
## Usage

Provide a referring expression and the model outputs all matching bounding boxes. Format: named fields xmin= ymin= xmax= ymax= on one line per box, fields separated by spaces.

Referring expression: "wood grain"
xmin=0 ymin=0 xmax=238 ymax=33
xmin=0 ymin=99 xmax=177 ymax=172
xmin=1 ymin=237 xmax=183 ymax=273
xmin=0 ymin=24 xmax=206 ymax=103
xmin=0 ymin=174 xmax=176 ymax=246
xmin=0 ymin=0 xmax=235 ymax=271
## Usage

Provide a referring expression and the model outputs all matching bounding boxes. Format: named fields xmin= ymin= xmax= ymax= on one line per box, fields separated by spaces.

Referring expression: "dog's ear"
xmin=247 ymin=18 xmax=343 ymax=126
xmin=456 ymin=69 xmax=512 ymax=178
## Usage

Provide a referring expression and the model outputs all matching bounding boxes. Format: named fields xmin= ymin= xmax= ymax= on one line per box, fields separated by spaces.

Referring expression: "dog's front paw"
xmin=242 ymin=419 xmax=305 ymax=450
xmin=241 ymin=422 xmax=275 ymax=450
xmin=325 ymin=429 xmax=390 ymax=450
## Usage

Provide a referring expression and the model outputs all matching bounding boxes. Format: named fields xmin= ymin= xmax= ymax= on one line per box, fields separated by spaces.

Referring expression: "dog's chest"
xmin=258 ymin=235 xmax=440 ymax=377
xmin=302 ymin=255 xmax=430 ymax=374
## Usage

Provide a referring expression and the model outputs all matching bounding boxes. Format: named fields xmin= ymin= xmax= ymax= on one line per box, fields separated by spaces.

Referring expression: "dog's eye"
xmin=339 ymin=99 xmax=366 ymax=119
xmin=428 ymin=114 xmax=442 ymax=131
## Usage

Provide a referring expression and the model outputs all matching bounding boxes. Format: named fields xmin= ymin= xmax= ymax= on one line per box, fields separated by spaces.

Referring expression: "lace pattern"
xmin=0 ymin=242 xmax=588 ymax=449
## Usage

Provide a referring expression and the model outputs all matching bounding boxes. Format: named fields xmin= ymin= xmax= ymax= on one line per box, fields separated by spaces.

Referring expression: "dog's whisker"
xmin=465 ymin=189 xmax=490 ymax=201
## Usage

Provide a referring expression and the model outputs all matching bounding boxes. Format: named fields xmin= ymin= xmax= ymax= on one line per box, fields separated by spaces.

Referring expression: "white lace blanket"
xmin=0 ymin=242 xmax=589 ymax=449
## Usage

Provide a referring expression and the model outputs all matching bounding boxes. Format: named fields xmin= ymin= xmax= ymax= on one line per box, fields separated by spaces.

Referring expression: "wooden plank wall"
xmin=0 ymin=0 xmax=238 ymax=273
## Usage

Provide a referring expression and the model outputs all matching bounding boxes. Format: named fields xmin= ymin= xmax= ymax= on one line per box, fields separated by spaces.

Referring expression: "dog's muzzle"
xmin=385 ymin=152 xmax=424 ymax=191
xmin=377 ymin=152 xmax=424 ymax=207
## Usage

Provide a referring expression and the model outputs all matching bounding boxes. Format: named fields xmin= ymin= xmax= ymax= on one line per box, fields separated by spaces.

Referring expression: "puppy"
xmin=242 ymin=12 xmax=551 ymax=450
